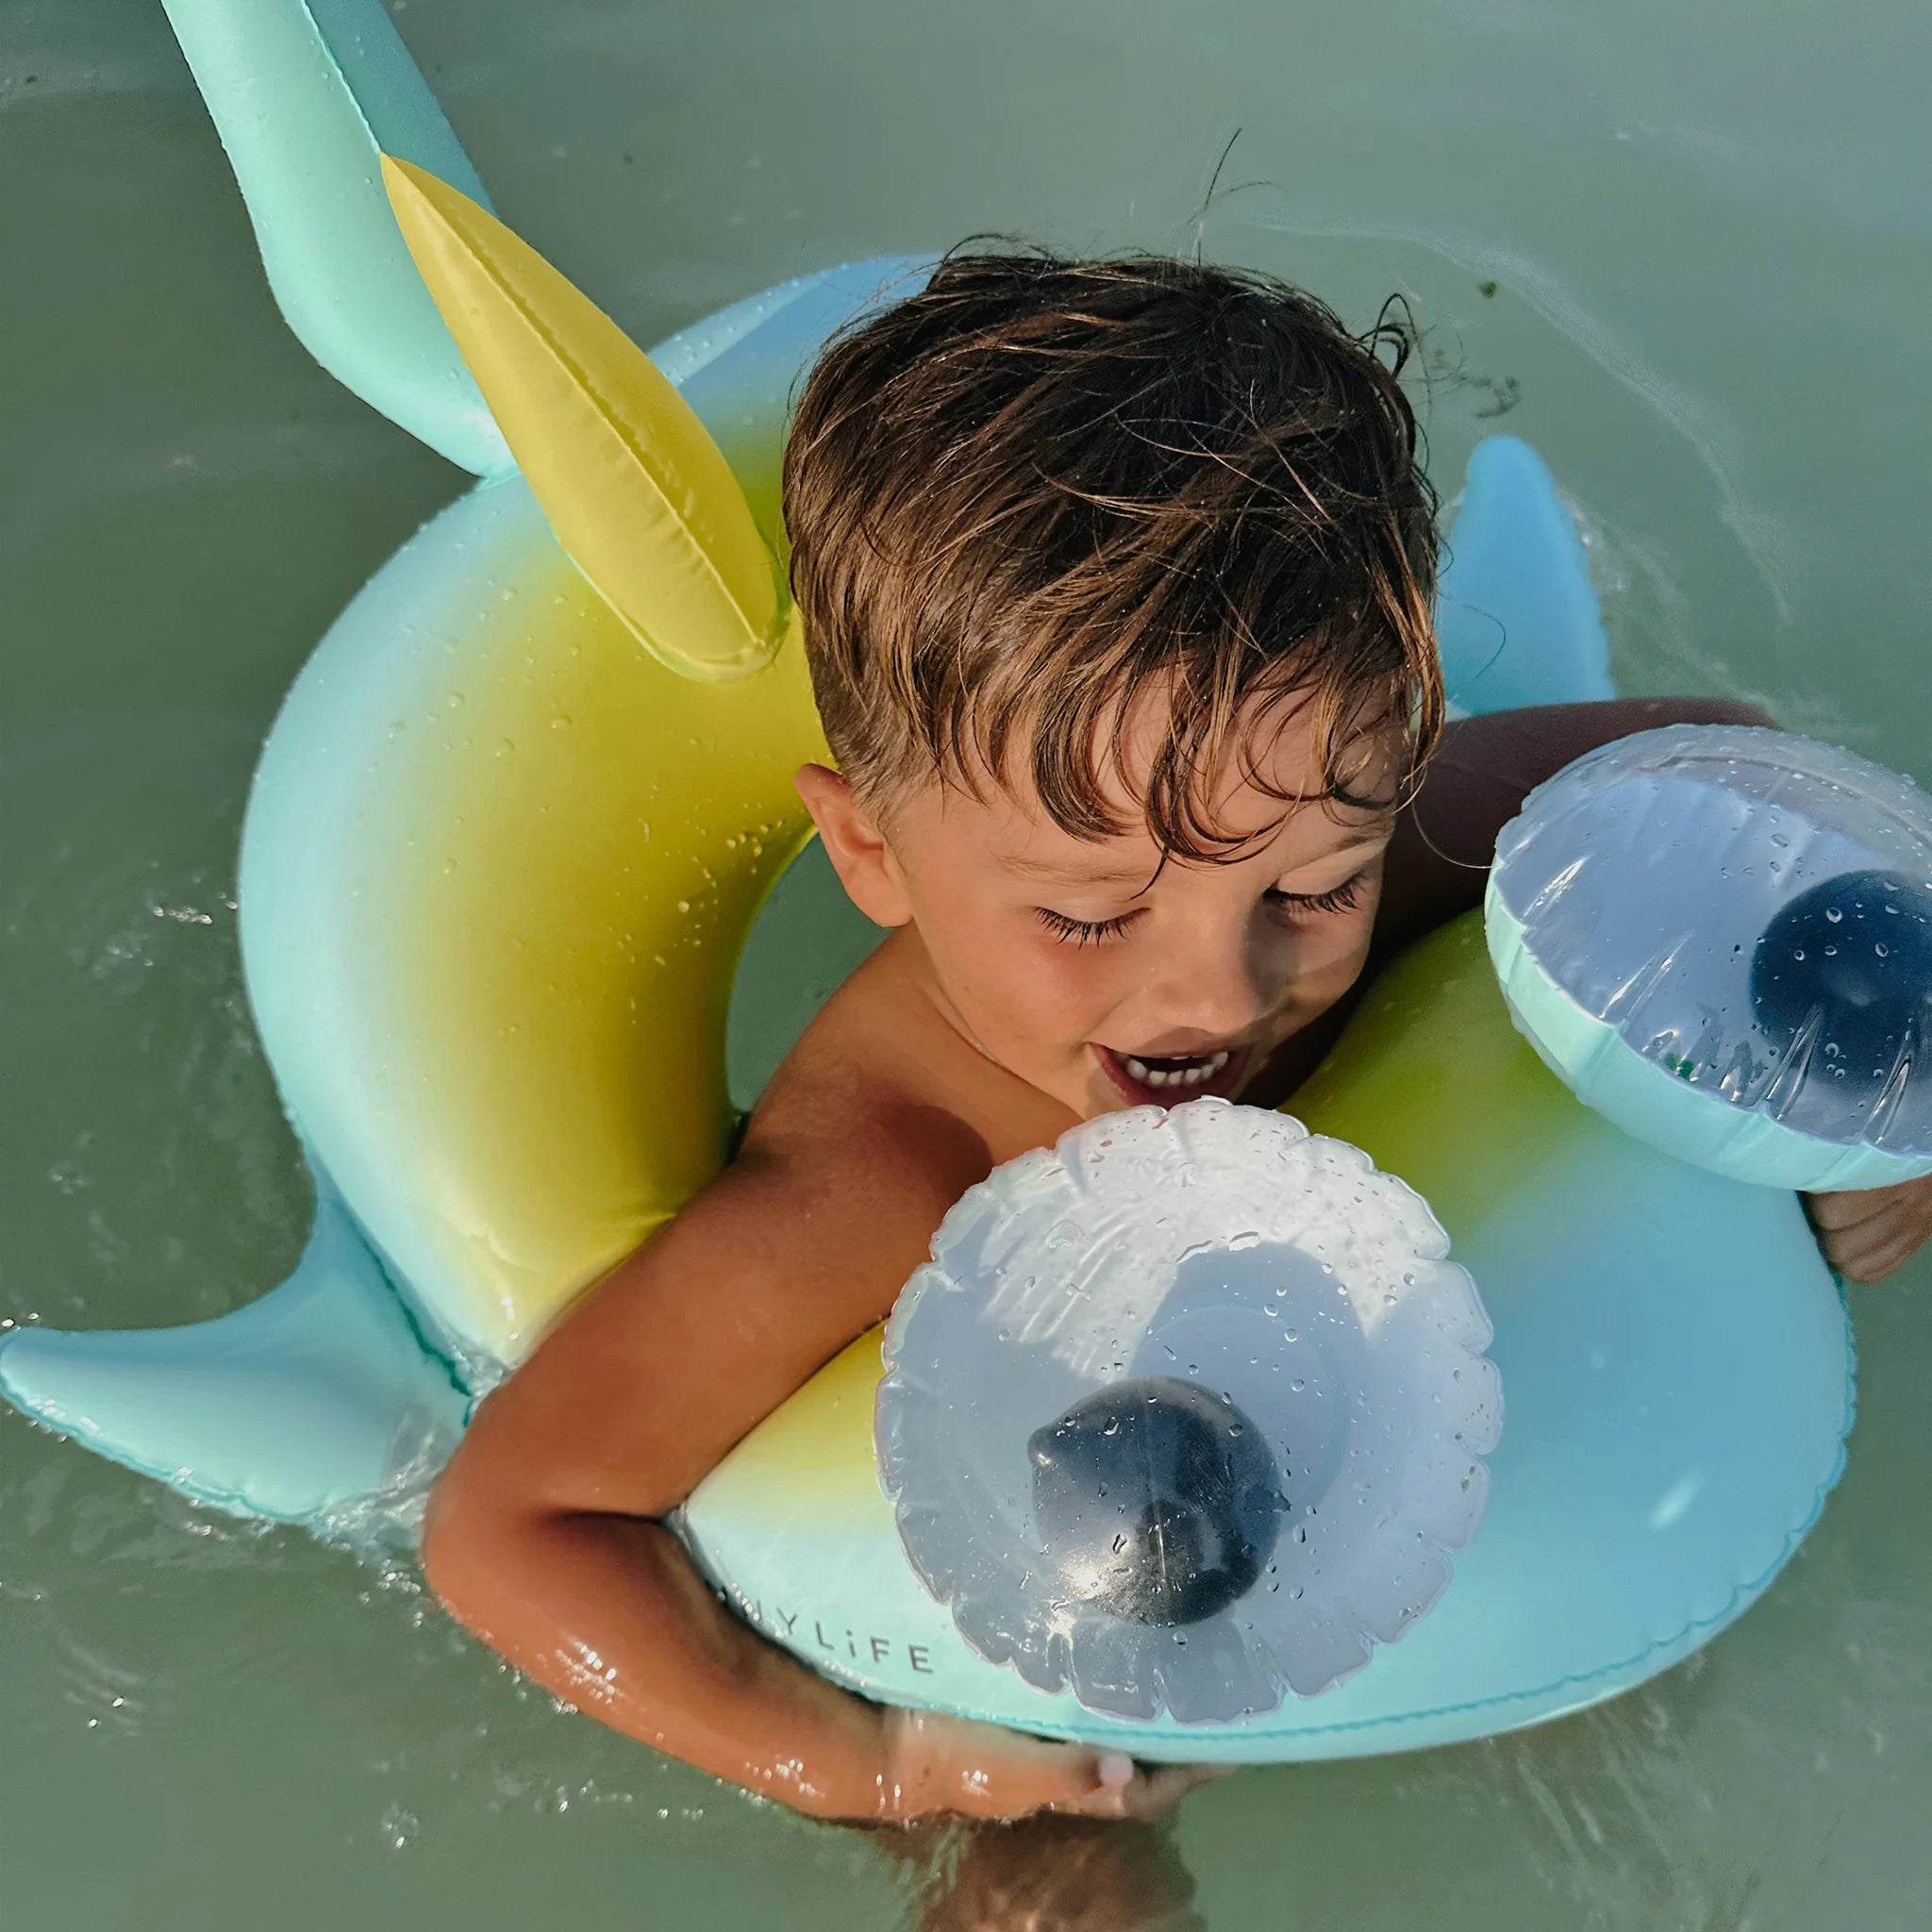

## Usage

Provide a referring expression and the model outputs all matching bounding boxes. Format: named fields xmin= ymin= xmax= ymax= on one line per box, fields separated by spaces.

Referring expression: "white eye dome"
xmin=875 ymin=1100 xmax=1500 ymax=1722
xmin=1488 ymin=724 xmax=1932 ymax=1191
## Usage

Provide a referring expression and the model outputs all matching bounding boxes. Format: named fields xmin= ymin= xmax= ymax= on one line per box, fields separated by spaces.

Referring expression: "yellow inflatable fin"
xmin=381 ymin=155 xmax=791 ymax=681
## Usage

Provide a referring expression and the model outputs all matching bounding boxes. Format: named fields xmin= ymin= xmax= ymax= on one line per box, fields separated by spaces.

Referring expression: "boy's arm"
xmin=422 ymin=1094 xmax=1204 ymax=1822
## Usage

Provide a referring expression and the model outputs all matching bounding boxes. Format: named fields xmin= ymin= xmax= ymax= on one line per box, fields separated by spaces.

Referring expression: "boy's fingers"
xmin=1118 ymin=1762 xmax=1233 ymax=1819
xmin=1826 ymin=1201 xmax=1903 ymax=1253
xmin=1836 ymin=1228 xmax=1920 ymax=1284
xmin=1824 ymin=1204 xmax=1924 ymax=1280
xmin=1054 ymin=1760 xmax=1233 ymax=1823
xmin=882 ymin=1709 xmax=1119 ymax=1822
xmin=933 ymin=1728 xmax=1188 ymax=1824
xmin=951 ymin=1762 xmax=1095 ymax=1819
xmin=1824 ymin=1228 xmax=1890 ymax=1280
xmin=1805 ymin=1190 xmax=1890 ymax=1233
xmin=1033 ymin=1757 xmax=1217 ymax=1823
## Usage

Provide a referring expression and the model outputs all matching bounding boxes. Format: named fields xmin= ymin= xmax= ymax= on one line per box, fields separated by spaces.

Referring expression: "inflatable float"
xmin=1491 ymin=725 xmax=1932 ymax=1191
xmin=0 ymin=0 xmax=1857 ymax=1763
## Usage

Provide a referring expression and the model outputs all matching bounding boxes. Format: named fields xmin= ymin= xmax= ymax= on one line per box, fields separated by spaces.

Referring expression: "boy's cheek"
xmin=939 ymin=940 xmax=1112 ymax=1056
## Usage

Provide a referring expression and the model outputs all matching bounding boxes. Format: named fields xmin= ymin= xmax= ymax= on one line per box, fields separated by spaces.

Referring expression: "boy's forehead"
xmin=992 ymin=794 xmax=1396 ymax=884
xmin=974 ymin=698 xmax=1405 ymax=876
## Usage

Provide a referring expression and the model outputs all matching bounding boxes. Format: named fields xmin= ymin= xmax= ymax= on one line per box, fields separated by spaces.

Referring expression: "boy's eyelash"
xmin=1035 ymin=907 xmax=1141 ymax=945
xmin=1269 ymin=871 xmax=1370 ymax=918
xmin=1037 ymin=870 xmax=1368 ymax=945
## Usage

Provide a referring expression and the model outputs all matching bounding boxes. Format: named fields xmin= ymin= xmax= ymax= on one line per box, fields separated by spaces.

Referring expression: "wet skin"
xmin=424 ymin=696 xmax=1824 ymax=1828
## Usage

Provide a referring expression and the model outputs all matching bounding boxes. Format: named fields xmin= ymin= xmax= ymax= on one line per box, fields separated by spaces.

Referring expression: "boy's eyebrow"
xmin=1280 ymin=814 xmax=1400 ymax=865
xmin=999 ymin=854 xmax=1157 ymax=886
xmin=999 ymin=815 xmax=1399 ymax=888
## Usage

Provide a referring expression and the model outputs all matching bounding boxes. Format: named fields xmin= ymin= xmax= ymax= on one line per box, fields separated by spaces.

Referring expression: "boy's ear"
xmin=793 ymin=765 xmax=914 ymax=929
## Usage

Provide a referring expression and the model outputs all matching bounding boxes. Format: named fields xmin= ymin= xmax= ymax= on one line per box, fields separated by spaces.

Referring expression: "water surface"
xmin=4 ymin=1 xmax=1930 ymax=1924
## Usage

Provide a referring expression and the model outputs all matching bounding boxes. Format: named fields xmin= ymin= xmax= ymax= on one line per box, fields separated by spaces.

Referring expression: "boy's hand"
xmin=878 ymin=1709 xmax=1228 ymax=1824
xmin=1805 ymin=1173 xmax=1932 ymax=1283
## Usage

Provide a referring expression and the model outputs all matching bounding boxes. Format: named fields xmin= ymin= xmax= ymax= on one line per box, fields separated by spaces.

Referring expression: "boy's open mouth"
xmin=1094 ymin=1043 xmax=1250 ymax=1108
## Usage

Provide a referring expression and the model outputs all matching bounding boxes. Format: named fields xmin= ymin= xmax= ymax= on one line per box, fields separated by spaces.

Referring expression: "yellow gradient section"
xmin=691 ymin=1330 xmax=891 ymax=1524
xmin=382 ymin=155 xmax=789 ymax=681
xmin=380 ymin=516 xmax=824 ymax=1360
xmin=1292 ymin=914 xmax=1579 ymax=1228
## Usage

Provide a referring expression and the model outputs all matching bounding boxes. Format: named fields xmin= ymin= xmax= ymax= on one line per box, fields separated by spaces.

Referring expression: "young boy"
xmin=420 ymin=253 xmax=1932 ymax=1825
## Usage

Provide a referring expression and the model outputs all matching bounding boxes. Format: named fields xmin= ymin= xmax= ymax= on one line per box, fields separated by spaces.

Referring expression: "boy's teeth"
xmin=1121 ymin=1048 xmax=1232 ymax=1091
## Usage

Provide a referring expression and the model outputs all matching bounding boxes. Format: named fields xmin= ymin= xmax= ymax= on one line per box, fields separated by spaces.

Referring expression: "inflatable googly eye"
xmin=874 ymin=1099 xmax=1500 ymax=1722
xmin=1488 ymin=724 xmax=1932 ymax=1191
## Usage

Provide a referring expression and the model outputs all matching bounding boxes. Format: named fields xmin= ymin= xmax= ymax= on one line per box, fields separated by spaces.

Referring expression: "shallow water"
xmin=4 ymin=0 xmax=1931 ymax=1924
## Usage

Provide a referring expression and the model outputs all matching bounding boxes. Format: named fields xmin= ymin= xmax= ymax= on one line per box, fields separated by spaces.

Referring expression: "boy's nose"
xmin=1149 ymin=929 xmax=1277 ymax=1043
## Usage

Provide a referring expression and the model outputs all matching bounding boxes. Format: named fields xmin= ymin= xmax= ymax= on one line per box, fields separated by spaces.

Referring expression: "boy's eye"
xmin=1267 ymin=870 xmax=1370 ymax=920
xmin=1035 ymin=906 xmax=1142 ymax=946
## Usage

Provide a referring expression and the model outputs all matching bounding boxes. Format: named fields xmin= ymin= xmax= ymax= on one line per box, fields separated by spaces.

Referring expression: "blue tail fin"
xmin=1438 ymin=437 xmax=1614 ymax=715
xmin=0 ymin=1164 xmax=467 ymax=1527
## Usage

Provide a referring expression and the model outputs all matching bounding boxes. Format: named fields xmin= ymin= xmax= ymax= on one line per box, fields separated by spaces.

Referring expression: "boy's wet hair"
xmin=782 ymin=249 xmax=1443 ymax=860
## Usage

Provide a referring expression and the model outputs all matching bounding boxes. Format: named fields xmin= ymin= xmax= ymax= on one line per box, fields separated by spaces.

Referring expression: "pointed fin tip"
xmin=380 ymin=154 xmax=790 ymax=684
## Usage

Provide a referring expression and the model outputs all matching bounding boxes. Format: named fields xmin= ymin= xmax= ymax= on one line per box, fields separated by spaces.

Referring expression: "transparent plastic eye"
xmin=875 ymin=1100 xmax=1500 ymax=1722
xmin=1489 ymin=724 xmax=1932 ymax=1190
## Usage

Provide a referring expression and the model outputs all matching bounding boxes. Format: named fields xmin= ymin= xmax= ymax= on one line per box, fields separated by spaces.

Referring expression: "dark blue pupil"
xmin=1028 ymin=1375 xmax=1283 ymax=1626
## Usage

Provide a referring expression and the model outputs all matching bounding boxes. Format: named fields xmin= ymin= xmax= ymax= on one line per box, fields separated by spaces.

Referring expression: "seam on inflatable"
xmin=0 ymin=1389 xmax=318 ymax=1527
xmin=296 ymin=4 xmax=377 ymax=172
xmin=645 ymin=268 xmax=839 ymax=387
xmin=296 ymin=4 xmax=517 ymax=480
xmin=402 ymin=183 xmax=772 ymax=646
xmin=332 ymin=1183 xmax=475 ymax=1421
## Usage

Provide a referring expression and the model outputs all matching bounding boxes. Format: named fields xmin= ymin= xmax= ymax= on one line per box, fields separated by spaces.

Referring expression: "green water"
xmin=5 ymin=0 xmax=1931 ymax=1924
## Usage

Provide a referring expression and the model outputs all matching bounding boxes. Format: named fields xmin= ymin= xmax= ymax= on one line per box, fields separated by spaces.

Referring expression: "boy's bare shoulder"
xmin=741 ymin=929 xmax=1073 ymax=1220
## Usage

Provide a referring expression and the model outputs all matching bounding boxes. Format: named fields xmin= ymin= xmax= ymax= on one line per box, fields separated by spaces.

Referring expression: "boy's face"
xmin=804 ymin=699 xmax=1405 ymax=1123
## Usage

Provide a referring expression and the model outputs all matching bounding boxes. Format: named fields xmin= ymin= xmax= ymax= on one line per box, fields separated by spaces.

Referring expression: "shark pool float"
xmin=0 ymin=0 xmax=1853 ymax=1762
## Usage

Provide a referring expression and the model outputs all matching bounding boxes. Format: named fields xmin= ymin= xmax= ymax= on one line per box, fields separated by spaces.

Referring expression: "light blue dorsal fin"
xmin=1438 ymin=436 xmax=1615 ymax=716
xmin=161 ymin=0 xmax=511 ymax=476
xmin=0 ymin=1162 xmax=466 ymax=1527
